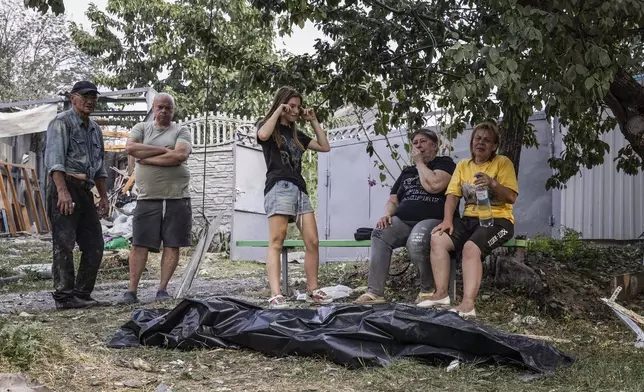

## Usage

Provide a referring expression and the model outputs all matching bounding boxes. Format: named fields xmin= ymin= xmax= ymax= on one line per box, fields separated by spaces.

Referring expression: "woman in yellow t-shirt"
xmin=416 ymin=122 xmax=519 ymax=318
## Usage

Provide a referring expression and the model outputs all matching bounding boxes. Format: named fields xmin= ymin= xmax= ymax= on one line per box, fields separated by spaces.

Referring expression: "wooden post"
xmin=30 ymin=168 xmax=49 ymax=232
xmin=21 ymin=168 xmax=41 ymax=233
xmin=0 ymin=169 xmax=16 ymax=236
xmin=3 ymin=164 xmax=23 ymax=231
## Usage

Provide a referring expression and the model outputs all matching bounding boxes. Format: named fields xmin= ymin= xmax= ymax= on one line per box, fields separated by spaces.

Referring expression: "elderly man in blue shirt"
xmin=44 ymin=81 xmax=109 ymax=309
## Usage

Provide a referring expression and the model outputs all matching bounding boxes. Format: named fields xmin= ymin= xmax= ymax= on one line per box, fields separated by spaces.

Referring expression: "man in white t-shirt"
xmin=120 ymin=93 xmax=192 ymax=304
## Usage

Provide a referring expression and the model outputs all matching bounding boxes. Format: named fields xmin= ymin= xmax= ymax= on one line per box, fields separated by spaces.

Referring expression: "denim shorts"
xmin=264 ymin=180 xmax=314 ymax=222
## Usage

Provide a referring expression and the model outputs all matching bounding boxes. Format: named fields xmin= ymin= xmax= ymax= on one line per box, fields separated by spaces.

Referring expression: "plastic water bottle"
xmin=475 ymin=181 xmax=494 ymax=227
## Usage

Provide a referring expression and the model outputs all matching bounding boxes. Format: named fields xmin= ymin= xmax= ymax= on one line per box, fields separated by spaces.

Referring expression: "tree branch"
xmin=380 ymin=43 xmax=437 ymax=64
xmin=366 ymin=0 xmax=472 ymax=40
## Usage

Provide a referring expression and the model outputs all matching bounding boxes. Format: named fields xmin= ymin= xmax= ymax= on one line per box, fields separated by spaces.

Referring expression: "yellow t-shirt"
xmin=446 ymin=155 xmax=519 ymax=223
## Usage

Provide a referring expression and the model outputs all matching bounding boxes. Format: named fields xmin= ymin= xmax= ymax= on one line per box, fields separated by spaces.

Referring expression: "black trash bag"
xmin=107 ymin=297 xmax=574 ymax=373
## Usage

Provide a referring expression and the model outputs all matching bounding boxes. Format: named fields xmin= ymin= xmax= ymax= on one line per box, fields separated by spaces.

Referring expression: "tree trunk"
xmin=498 ymin=108 xmax=526 ymax=176
xmin=605 ymin=69 xmax=644 ymax=160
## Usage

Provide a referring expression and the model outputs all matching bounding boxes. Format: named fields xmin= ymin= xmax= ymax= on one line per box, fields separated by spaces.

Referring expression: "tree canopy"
xmin=250 ymin=0 xmax=644 ymax=188
xmin=69 ymin=0 xmax=280 ymax=118
xmin=26 ymin=0 xmax=644 ymax=188
xmin=1 ymin=0 xmax=97 ymax=103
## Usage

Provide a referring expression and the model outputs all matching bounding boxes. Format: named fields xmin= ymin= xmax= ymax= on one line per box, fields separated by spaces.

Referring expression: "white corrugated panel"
xmin=560 ymin=128 xmax=644 ymax=239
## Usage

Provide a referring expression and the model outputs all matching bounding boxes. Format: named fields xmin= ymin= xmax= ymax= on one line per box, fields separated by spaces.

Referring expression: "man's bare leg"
xmin=158 ymin=247 xmax=180 ymax=292
xmin=128 ymin=245 xmax=149 ymax=293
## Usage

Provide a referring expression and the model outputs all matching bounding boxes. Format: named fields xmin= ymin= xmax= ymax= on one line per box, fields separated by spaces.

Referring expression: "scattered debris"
xmin=446 ymin=359 xmax=460 ymax=372
xmin=169 ymin=359 xmax=185 ymax=367
xmin=101 ymin=250 xmax=130 ymax=269
xmin=295 ymin=285 xmax=353 ymax=301
xmin=12 ymin=264 xmax=52 ymax=279
xmin=123 ymin=379 xmax=143 ymax=388
xmin=601 ymin=287 xmax=644 ymax=348
xmin=510 ymin=315 xmax=544 ymax=326
xmin=518 ymin=372 xmax=549 ymax=382
xmin=515 ymin=334 xmax=572 ymax=344
xmin=154 ymin=384 xmax=173 ymax=392
xmin=0 ymin=373 xmax=52 ymax=392
xmin=116 ymin=358 xmax=154 ymax=372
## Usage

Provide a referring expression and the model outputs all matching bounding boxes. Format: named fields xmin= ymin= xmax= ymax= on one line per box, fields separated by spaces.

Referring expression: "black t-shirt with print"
xmin=258 ymin=124 xmax=312 ymax=195
xmin=391 ymin=156 xmax=457 ymax=222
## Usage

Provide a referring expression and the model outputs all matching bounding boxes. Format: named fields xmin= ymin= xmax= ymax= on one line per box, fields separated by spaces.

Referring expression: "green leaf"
xmin=454 ymin=49 xmax=465 ymax=63
xmin=574 ymin=64 xmax=589 ymax=76
xmin=597 ymin=49 xmax=611 ymax=67
xmin=489 ymin=47 xmax=500 ymax=63
xmin=379 ymin=172 xmax=386 ymax=182
xmin=584 ymin=76 xmax=595 ymax=90
xmin=505 ymin=59 xmax=518 ymax=72
xmin=564 ymin=67 xmax=577 ymax=84
xmin=453 ymin=84 xmax=466 ymax=100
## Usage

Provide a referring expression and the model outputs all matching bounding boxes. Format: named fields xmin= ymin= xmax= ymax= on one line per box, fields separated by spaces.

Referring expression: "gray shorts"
xmin=132 ymin=199 xmax=192 ymax=252
xmin=264 ymin=180 xmax=314 ymax=222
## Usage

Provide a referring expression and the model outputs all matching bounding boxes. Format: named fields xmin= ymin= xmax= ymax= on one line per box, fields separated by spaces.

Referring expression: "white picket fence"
xmin=179 ymin=112 xmax=257 ymax=147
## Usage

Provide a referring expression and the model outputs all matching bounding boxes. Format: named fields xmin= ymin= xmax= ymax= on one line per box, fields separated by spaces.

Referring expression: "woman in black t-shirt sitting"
xmin=353 ymin=129 xmax=456 ymax=305
xmin=256 ymin=86 xmax=332 ymax=309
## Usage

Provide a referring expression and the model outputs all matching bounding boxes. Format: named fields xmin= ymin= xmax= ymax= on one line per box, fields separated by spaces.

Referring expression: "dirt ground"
xmin=1 ymin=237 xmax=644 ymax=391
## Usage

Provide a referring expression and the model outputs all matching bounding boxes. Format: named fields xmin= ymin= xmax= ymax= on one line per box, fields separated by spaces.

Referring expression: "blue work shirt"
xmin=44 ymin=108 xmax=107 ymax=188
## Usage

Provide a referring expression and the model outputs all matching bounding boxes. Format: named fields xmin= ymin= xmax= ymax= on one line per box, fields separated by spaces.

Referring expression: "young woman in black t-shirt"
xmin=256 ymin=86 xmax=332 ymax=309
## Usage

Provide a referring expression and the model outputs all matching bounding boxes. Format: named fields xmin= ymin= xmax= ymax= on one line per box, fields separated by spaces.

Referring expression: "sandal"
xmin=307 ymin=289 xmax=333 ymax=305
xmin=416 ymin=295 xmax=451 ymax=308
xmin=353 ymin=292 xmax=387 ymax=305
xmin=449 ymin=308 xmax=476 ymax=319
xmin=268 ymin=294 xmax=288 ymax=309
xmin=415 ymin=291 xmax=435 ymax=304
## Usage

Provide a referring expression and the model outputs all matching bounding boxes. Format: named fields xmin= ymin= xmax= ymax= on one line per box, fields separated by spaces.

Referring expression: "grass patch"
xmin=0 ymin=318 xmax=53 ymax=370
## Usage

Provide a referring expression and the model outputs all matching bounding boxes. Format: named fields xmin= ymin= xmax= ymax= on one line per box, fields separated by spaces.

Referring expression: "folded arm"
xmin=138 ymin=142 xmax=191 ymax=167
xmin=126 ymin=137 xmax=168 ymax=159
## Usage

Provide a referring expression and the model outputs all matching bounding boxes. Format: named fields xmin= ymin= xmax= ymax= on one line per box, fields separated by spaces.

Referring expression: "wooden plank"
xmin=21 ymin=168 xmax=41 ymax=233
xmin=0 ymin=161 xmax=33 ymax=170
xmin=30 ymin=168 xmax=49 ymax=232
xmin=3 ymin=165 xmax=23 ymax=232
xmin=122 ymin=175 xmax=135 ymax=194
xmin=21 ymin=206 xmax=30 ymax=232
xmin=611 ymin=272 xmax=644 ymax=301
xmin=102 ymin=131 xmax=130 ymax=138
xmin=601 ymin=297 xmax=644 ymax=326
xmin=0 ymin=170 xmax=16 ymax=236
xmin=176 ymin=215 xmax=222 ymax=298
xmin=104 ymin=145 xmax=127 ymax=151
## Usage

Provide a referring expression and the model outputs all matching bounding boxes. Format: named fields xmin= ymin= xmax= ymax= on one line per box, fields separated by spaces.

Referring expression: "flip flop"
xmin=353 ymin=292 xmax=387 ymax=304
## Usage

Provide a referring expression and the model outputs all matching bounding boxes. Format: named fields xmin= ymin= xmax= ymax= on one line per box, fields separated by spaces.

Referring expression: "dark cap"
xmin=70 ymin=81 xmax=99 ymax=95
xmin=410 ymin=128 xmax=439 ymax=144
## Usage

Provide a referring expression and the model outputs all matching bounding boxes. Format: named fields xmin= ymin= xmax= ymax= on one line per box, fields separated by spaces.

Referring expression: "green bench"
xmin=235 ymin=238 xmax=528 ymax=299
